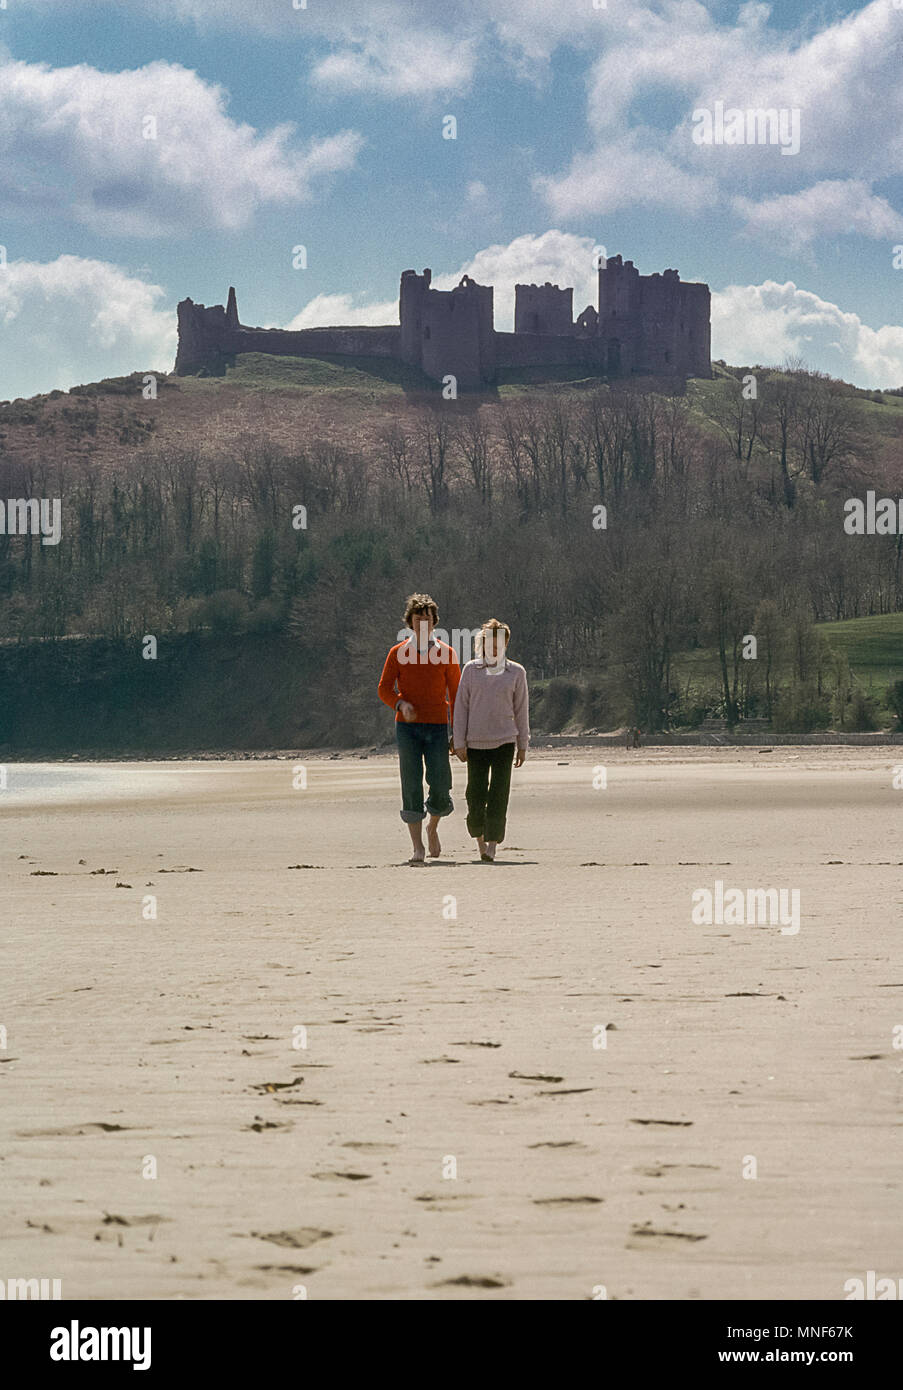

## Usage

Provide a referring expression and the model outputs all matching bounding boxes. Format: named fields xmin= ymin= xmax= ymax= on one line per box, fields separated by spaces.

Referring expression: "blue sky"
xmin=2 ymin=0 xmax=903 ymax=397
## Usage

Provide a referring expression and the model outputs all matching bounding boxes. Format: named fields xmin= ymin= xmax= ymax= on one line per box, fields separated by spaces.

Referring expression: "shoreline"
xmin=2 ymin=730 xmax=903 ymax=763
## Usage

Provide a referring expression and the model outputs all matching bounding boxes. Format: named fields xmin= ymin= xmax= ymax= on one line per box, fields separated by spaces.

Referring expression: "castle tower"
xmin=597 ymin=254 xmax=641 ymax=374
xmin=399 ymin=269 xmax=431 ymax=368
xmin=399 ymin=269 xmax=496 ymax=389
xmin=514 ymin=283 xmax=574 ymax=336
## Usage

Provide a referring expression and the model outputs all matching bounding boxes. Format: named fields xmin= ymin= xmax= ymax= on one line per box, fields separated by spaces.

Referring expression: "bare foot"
xmin=484 ymin=841 xmax=497 ymax=862
xmin=476 ymin=836 xmax=486 ymax=857
xmin=427 ymin=825 xmax=441 ymax=858
xmin=409 ymin=849 xmax=426 ymax=865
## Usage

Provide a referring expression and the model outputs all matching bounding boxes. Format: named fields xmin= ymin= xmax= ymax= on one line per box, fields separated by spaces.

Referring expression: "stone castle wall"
xmin=175 ymin=256 xmax=711 ymax=389
xmin=494 ymin=332 xmax=607 ymax=370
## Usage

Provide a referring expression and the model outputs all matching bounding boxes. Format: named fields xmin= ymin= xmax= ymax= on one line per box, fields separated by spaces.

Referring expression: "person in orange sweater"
xmin=378 ymin=592 xmax=460 ymax=864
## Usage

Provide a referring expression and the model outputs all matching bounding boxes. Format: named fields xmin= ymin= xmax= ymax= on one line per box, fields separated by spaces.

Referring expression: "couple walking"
xmin=378 ymin=593 xmax=530 ymax=864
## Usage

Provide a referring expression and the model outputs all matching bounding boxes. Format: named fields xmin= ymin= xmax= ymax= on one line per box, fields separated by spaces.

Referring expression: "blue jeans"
xmin=395 ymin=721 xmax=454 ymax=822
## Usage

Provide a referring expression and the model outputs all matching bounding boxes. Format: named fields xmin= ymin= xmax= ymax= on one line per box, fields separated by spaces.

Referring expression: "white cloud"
xmin=0 ymin=256 xmax=176 ymax=398
xmin=535 ymin=0 xmax=903 ymax=237
xmin=282 ymin=231 xmax=603 ymax=334
xmin=14 ymin=0 xmax=609 ymax=95
xmin=712 ymin=279 xmax=903 ymax=388
xmin=283 ymin=292 xmax=398 ymax=329
xmin=311 ymin=29 xmax=477 ymax=97
xmin=733 ymin=181 xmax=903 ymax=252
xmin=535 ymin=140 xmax=716 ymax=220
xmin=434 ymin=230 xmax=601 ymax=331
xmin=0 ymin=57 xmax=363 ymax=236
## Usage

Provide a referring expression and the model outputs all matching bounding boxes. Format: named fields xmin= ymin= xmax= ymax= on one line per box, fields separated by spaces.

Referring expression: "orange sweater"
xmin=378 ymin=638 xmax=461 ymax=725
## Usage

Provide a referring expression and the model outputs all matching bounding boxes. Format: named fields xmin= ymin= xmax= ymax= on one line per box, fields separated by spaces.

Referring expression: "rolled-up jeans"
xmin=395 ymin=721 xmax=454 ymax=822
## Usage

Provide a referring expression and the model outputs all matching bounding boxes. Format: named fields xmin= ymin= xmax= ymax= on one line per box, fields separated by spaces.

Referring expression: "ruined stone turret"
xmin=514 ymin=282 xmax=574 ymax=336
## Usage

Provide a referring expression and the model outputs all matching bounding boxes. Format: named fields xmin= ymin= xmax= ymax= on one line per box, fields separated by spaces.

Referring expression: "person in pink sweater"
xmin=452 ymin=619 xmax=529 ymax=862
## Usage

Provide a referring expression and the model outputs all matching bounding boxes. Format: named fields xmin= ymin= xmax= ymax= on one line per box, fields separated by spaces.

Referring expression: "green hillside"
xmin=676 ymin=613 xmax=903 ymax=689
xmin=815 ymin=613 xmax=903 ymax=686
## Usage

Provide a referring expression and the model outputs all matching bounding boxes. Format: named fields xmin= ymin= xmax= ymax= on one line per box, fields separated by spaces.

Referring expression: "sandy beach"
xmin=1 ymin=746 xmax=900 ymax=1300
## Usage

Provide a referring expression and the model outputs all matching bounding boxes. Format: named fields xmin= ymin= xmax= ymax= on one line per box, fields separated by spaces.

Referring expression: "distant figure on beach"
xmin=453 ymin=619 xmax=529 ymax=863
xmin=378 ymin=593 xmax=460 ymax=864
xmin=632 ymin=725 xmax=642 ymax=748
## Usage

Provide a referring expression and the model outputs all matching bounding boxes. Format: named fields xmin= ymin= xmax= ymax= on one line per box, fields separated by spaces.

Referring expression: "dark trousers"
xmin=395 ymin=721 xmax=454 ymax=822
xmin=465 ymin=743 xmax=515 ymax=843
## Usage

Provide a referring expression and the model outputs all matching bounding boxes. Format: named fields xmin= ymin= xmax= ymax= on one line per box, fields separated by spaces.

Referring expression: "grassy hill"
xmin=2 ymin=352 xmax=902 ymax=747
xmin=4 ymin=352 xmax=902 ymax=473
xmin=675 ymin=613 xmax=903 ymax=689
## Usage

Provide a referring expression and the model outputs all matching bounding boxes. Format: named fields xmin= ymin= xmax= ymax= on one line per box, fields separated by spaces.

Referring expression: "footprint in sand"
xmin=432 ymin=1275 xmax=509 ymax=1288
xmin=627 ymin=1225 xmax=708 ymax=1249
xmin=102 ymin=1213 xmax=169 ymax=1227
xmin=630 ymin=1118 xmax=694 ymax=1127
xmin=17 ymin=1122 xmax=132 ymax=1137
xmin=248 ymin=1229 xmax=334 ymax=1249
xmin=634 ymin=1163 xmax=718 ymax=1177
xmin=415 ymin=1193 xmax=474 ymax=1205
xmin=250 ymin=1078 xmax=304 ymax=1094
xmin=311 ymin=1171 xmax=371 ymax=1182
xmin=533 ymin=1196 xmax=603 ymax=1206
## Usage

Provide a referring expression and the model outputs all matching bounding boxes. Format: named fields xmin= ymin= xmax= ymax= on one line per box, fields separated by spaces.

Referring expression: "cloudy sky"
xmin=2 ymin=0 xmax=903 ymax=397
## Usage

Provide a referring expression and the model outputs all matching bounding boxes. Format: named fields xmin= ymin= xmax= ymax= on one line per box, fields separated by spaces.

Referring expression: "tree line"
xmin=1 ymin=364 xmax=901 ymax=737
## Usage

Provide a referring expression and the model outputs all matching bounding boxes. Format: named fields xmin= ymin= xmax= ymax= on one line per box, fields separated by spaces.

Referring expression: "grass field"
xmin=674 ymin=613 xmax=903 ymax=691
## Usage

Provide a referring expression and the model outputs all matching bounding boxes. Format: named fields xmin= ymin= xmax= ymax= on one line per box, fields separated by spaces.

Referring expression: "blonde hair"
xmin=482 ymin=617 xmax=510 ymax=641
xmin=476 ymin=618 xmax=510 ymax=658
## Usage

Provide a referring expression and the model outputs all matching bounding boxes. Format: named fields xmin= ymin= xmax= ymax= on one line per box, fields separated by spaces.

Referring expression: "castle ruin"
xmin=174 ymin=255 xmax=711 ymax=389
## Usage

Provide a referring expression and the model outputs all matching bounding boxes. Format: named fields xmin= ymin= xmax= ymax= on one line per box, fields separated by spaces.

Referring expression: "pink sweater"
xmin=452 ymin=660 xmax=530 ymax=750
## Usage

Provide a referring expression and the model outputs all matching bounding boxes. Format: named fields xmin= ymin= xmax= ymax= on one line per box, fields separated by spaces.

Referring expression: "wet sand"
xmin=1 ymin=747 xmax=900 ymax=1300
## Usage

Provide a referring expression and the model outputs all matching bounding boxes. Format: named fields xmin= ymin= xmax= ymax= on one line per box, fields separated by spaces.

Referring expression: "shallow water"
xmin=0 ymin=763 xmax=179 ymax=806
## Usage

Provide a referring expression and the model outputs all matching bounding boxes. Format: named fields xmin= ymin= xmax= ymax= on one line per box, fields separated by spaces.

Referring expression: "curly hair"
xmin=403 ymin=592 xmax=439 ymax=627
